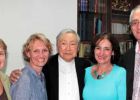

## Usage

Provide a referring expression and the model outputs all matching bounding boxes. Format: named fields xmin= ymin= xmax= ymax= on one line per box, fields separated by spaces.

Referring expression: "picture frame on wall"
xmin=78 ymin=41 xmax=92 ymax=58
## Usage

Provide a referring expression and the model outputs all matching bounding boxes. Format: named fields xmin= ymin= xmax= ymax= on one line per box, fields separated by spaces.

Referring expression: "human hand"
xmin=9 ymin=69 xmax=22 ymax=84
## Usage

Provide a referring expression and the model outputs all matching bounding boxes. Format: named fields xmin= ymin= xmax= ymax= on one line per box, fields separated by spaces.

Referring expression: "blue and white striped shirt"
xmin=10 ymin=65 xmax=48 ymax=100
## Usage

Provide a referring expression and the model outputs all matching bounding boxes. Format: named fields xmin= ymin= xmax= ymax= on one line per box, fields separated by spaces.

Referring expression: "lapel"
xmin=127 ymin=47 xmax=135 ymax=83
xmin=75 ymin=58 xmax=81 ymax=87
xmin=75 ymin=58 xmax=85 ymax=100
xmin=129 ymin=48 xmax=135 ymax=99
xmin=45 ymin=54 xmax=59 ymax=100
xmin=54 ymin=55 xmax=59 ymax=94
xmin=124 ymin=47 xmax=135 ymax=100
xmin=50 ymin=54 xmax=59 ymax=97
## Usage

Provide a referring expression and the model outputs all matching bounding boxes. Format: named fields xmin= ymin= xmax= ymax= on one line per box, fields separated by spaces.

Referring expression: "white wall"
xmin=0 ymin=0 xmax=77 ymax=75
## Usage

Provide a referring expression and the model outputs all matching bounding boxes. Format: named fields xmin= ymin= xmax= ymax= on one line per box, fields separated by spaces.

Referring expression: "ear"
xmin=112 ymin=51 xmax=114 ymax=55
xmin=77 ymin=43 xmax=80 ymax=51
xmin=26 ymin=51 xmax=30 ymax=58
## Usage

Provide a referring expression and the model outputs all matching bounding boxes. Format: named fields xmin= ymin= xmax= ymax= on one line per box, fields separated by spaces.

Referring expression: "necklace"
xmin=91 ymin=64 xmax=113 ymax=79
xmin=94 ymin=70 xmax=106 ymax=79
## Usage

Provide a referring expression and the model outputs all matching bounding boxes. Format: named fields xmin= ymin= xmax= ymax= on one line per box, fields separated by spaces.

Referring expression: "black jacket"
xmin=118 ymin=47 xmax=135 ymax=100
xmin=42 ymin=54 xmax=92 ymax=100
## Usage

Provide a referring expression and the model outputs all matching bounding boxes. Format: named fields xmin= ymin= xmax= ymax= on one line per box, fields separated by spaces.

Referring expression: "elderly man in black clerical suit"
xmin=43 ymin=29 xmax=91 ymax=100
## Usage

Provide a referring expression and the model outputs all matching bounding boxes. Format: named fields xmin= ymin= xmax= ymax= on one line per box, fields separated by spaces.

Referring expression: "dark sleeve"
xmin=118 ymin=54 xmax=125 ymax=68
xmin=84 ymin=59 xmax=92 ymax=67
xmin=78 ymin=58 xmax=92 ymax=69
xmin=118 ymin=47 xmax=135 ymax=69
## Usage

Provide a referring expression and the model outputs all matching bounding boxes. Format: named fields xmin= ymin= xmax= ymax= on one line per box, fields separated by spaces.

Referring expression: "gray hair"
xmin=129 ymin=5 xmax=140 ymax=23
xmin=56 ymin=28 xmax=80 ymax=44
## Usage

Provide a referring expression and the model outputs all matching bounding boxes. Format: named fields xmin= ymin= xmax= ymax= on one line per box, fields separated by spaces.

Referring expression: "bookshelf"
xmin=77 ymin=0 xmax=110 ymax=58
xmin=111 ymin=0 xmax=135 ymax=54
xmin=77 ymin=0 xmax=137 ymax=57
xmin=78 ymin=0 xmax=111 ymax=41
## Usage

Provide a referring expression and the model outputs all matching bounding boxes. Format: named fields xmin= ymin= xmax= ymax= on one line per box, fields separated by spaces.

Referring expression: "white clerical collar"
xmin=58 ymin=55 xmax=75 ymax=73
xmin=58 ymin=56 xmax=75 ymax=66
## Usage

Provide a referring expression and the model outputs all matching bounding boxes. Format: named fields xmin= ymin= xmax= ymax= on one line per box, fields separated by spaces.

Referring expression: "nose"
xmin=137 ymin=22 xmax=140 ymax=29
xmin=66 ymin=44 xmax=71 ymax=50
xmin=38 ymin=50 xmax=46 ymax=57
xmin=38 ymin=51 xmax=43 ymax=57
xmin=98 ymin=49 xmax=104 ymax=55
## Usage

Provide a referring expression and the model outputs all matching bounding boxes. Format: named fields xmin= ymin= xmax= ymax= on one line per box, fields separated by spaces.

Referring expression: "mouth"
xmin=64 ymin=53 xmax=72 ymax=55
xmin=97 ymin=56 xmax=103 ymax=59
xmin=97 ymin=56 xmax=105 ymax=61
xmin=38 ymin=58 xmax=46 ymax=62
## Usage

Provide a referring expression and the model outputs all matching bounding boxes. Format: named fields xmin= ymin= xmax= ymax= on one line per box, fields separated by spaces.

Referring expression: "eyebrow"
xmin=131 ymin=19 xmax=140 ymax=22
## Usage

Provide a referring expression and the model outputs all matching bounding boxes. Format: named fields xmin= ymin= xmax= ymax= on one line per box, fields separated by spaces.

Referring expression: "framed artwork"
xmin=78 ymin=41 xmax=92 ymax=58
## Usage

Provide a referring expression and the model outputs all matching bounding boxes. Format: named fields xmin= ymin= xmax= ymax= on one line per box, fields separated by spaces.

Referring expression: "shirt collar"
xmin=25 ymin=64 xmax=44 ymax=79
xmin=135 ymin=42 xmax=140 ymax=53
xmin=58 ymin=56 xmax=75 ymax=66
xmin=58 ymin=56 xmax=75 ymax=73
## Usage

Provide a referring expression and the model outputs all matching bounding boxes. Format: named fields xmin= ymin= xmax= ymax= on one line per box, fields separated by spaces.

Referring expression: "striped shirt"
xmin=10 ymin=65 xmax=47 ymax=100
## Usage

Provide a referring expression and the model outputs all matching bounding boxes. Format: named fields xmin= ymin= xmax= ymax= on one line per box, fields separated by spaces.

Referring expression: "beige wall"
xmin=0 ymin=0 xmax=77 ymax=75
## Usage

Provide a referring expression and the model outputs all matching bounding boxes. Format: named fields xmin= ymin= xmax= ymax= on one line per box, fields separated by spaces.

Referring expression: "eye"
xmin=131 ymin=20 xmax=140 ymax=26
xmin=33 ymin=49 xmax=39 ymax=53
xmin=95 ymin=46 xmax=100 ymax=50
xmin=0 ymin=52 xmax=5 ymax=56
xmin=104 ymin=47 xmax=112 ymax=51
xmin=61 ymin=42 xmax=67 ymax=45
xmin=71 ymin=43 xmax=76 ymax=45
xmin=70 ymin=42 xmax=77 ymax=47
xmin=43 ymin=49 xmax=49 ymax=52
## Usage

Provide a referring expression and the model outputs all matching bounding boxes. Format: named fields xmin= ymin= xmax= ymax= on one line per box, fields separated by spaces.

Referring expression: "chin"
xmin=65 ymin=58 xmax=73 ymax=62
xmin=37 ymin=63 xmax=46 ymax=67
xmin=97 ymin=61 xmax=105 ymax=64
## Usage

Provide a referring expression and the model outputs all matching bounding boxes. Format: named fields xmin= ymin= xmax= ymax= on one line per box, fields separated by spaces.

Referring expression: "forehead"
xmin=59 ymin=33 xmax=77 ymax=42
xmin=132 ymin=10 xmax=140 ymax=20
xmin=30 ymin=40 xmax=46 ymax=48
xmin=97 ymin=39 xmax=112 ymax=47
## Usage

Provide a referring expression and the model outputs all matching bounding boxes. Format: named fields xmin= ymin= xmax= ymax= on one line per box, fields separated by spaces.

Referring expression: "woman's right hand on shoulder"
xmin=9 ymin=69 xmax=22 ymax=84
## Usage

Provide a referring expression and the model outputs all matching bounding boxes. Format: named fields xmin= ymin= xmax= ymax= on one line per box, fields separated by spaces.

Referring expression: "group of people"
xmin=0 ymin=4 xmax=140 ymax=100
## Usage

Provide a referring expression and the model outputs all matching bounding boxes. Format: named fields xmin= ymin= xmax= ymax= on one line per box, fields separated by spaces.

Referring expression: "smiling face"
xmin=57 ymin=33 xmax=78 ymax=62
xmin=130 ymin=10 xmax=140 ymax=42
xmin=26 ymin=40 xmax=49 ymax=70
xmin=0 ymin=47 xmax=6 ymax=69
xmin=94 ymin=39 xmax=113 ymax=65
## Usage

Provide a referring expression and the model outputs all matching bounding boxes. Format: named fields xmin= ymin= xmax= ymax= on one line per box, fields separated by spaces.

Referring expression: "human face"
xmin=130 ymin=10 xmax=140 ymax=42
xmin=0 ymin=47 xmax=6 ymax=69
xmin=57 ymin=33 xmax=78 ymax=62
xmin=94 ymin=39 xmax=113 ymax=65
xmin=27 ymin=40 xmax=49 ymax=71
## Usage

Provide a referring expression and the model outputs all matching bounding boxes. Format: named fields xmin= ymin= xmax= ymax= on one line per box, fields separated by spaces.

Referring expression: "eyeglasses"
xmin=130 ymin=20 xmax=140 ymax=27
xmin=59 ymin=41 xmax=78 ymax=49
